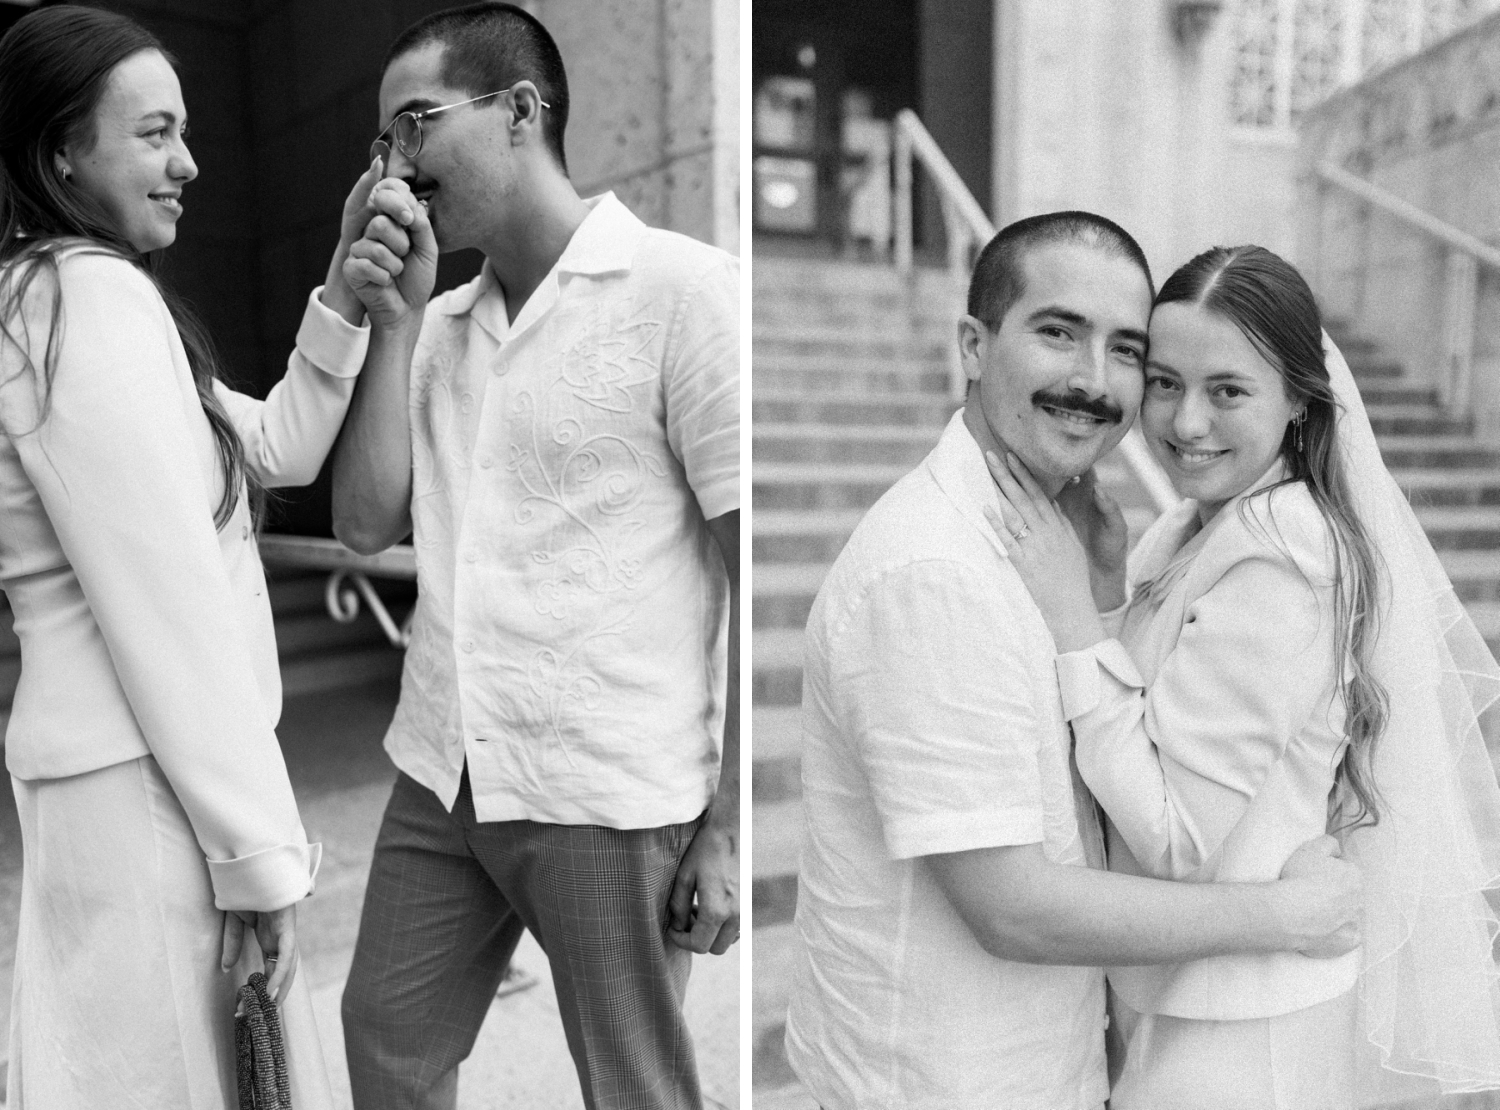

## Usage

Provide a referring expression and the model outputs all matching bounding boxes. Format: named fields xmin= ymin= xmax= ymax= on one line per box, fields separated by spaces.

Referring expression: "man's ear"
xmin=508 ymin=81 xmax=547 ymax=133
xmin=957 ymin=314 xmax=986 ymax=389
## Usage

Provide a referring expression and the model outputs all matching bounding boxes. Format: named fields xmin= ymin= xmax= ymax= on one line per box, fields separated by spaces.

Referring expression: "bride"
xmin=987 ymin=243 xmax=1500 ymax=1108
xmin=0 ymin=6 xmax=418 ymax=1106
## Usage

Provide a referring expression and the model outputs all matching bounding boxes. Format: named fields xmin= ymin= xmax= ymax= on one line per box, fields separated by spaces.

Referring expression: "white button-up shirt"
xmin=382 ymin=194 xmax=738 ymax=828
xmin=786 ymin=412 xmax=1108 ymax=1110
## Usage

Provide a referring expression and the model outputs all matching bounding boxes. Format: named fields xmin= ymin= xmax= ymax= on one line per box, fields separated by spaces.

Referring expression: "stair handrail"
xmin=1312 ymin=161 xmax=1497 ymax=416
xmin=257 ymin=534 xmax=416 ymax=648
xmin=891 ymin=108 xmax=1180 ymax=514
xmin=1315 ymin=162 xmax=1500 ymax=272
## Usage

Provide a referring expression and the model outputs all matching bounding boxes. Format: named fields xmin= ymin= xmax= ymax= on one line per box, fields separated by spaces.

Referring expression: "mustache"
xmin=1031 ymin=389 xmax=1124 ymax=425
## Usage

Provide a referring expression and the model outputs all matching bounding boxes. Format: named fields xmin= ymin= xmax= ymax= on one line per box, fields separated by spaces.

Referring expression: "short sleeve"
xmin=664 ymin=255 xmax=738 ymax=519
xmin=829 ymin=559 xmax=1046 ymax=860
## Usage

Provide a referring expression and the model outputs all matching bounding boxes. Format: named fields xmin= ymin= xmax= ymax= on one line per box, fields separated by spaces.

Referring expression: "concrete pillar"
xmin=540 ymin=0 xmax=739 ymax=254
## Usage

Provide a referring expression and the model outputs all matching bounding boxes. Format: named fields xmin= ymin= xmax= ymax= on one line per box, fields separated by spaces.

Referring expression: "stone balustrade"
xmin=1298 ymin=11 xmax=1500 ymax=433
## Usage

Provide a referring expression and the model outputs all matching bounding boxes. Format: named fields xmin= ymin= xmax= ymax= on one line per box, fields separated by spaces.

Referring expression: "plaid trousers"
xmin=341 ymin=769 xmax=704 ymax=1110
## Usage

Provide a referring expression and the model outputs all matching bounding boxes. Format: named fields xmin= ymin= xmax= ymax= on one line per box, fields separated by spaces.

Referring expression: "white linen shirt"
xmin=382 ymin=194 xmax=738 ymax=827
xmin=785 ymin=412 xmax=1108 ymax=1110
xmin=1056 ymin=475 xmax=1361 ymax=1019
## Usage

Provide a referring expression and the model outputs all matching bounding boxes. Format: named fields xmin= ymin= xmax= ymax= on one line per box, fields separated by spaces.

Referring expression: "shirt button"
xmin=464 ymin=550 xmax=478 ymax=563
xmin=479 ymin=453 xmax=494 ymax=469
xmin=461 ymin=640 xmax=475 ymax=653
xmin=461 ymin=392 xmax=475 ymax=413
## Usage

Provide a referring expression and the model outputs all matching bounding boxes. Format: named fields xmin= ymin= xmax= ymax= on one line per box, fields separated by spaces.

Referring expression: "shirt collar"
xmin=925 ymin=409 xmax=1011 ymax=561
xmin=434 ymin=192 xmax=643 ymax=341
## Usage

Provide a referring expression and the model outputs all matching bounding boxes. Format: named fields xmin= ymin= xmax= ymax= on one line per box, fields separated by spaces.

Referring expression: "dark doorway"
xmin=752 ymin=0 xmax=992 ymax=259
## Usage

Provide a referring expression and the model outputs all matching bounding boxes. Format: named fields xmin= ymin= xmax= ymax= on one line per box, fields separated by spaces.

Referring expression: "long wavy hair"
xmin=0 ymin=5 xmax=250 ymax=529
xmin=1155 ymin=245 xmax=1388 ymax=830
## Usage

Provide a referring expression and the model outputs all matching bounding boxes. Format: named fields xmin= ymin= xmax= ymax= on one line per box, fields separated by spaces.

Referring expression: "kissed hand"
xmin=343 ymin=175 xmax=438 ymax=330
xmin=982 ymin=451 xmax=1109 ymax=653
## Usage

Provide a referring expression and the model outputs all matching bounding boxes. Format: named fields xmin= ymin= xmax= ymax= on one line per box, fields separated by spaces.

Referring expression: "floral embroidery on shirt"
xmin=559 ymin=311 xmax=661 ymax=413
xmin=527 ymin=615 xmax=631 ymax=767
xmin=503 ymin=306 xmax=670 ymax=744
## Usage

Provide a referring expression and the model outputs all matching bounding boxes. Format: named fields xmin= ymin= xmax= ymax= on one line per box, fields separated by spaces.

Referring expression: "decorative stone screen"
xmin=1230 ymin=0 xmax=1500 ymax=129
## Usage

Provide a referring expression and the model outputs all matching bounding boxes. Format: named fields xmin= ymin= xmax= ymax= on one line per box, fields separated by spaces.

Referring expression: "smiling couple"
xmin=785 ymin=213 xmax=1500 ymax=1109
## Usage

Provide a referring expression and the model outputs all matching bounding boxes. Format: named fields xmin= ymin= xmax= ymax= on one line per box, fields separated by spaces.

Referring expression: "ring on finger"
xmin=1013 ymin=523 xmax=1031 ymax=540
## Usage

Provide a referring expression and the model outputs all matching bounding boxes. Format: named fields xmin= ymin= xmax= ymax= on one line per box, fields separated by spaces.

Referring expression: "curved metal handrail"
xmin=258 ymin=534 xmax=415 ymax=648
xmin=892 ymin=108 xmax=1179 ymax=513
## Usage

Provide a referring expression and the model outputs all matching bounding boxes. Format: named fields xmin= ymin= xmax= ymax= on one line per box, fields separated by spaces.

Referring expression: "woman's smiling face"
xmin=1143 ymin=301 xmax=1300 ymax=523
xmin=61 ymin=49 xmax=196 ymax=253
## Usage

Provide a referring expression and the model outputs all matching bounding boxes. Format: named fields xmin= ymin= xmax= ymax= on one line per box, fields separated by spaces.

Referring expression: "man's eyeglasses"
xmin=370 ymin=86 xmax=550 ymax=165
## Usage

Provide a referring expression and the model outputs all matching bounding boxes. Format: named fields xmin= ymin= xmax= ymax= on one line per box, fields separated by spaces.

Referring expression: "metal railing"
xmin=891 ymin=109 xmax=1180 ymax=514
xmin=1310 ymin=161 xmax=1500 ymax=417
xmin=257 ymin=534 xmax=416 ymax=649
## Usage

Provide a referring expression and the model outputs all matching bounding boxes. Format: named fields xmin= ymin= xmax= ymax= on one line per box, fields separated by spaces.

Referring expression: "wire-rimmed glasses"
xmin=369 ymin=86 xmax=550 ymax=167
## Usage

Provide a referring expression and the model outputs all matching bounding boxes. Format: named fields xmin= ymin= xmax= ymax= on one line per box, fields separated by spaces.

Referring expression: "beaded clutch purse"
xmin=235 ymin=971 xmax=291 ymax=1109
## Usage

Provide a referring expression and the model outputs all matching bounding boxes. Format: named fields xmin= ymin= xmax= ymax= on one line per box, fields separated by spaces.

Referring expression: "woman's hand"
xmin=1055 ymin=469 xmax=1129 ymax=612
xmin=221 ymin=904 xmax=299 ymax=1006
xmin=982 ymin=450 xmax=1109 ymax=653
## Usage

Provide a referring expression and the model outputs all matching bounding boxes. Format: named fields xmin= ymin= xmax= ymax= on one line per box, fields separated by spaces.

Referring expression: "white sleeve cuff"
xmin=1056 ymin=639 xmax=1144 ymax=719
xmin=207 ymin=840 xmax=322 ymax=912
xmin=296 ymin=287 xmax=369 ymax=378
xmin=1100 ymin=598 xmax=1130 ymax=639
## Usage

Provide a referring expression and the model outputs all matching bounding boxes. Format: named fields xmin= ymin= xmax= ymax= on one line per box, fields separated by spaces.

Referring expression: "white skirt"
xmin=1109 ymin=987 xmax=1358 ymax=1110
xmin=7 ymin=755 xmax=333 ymax=1109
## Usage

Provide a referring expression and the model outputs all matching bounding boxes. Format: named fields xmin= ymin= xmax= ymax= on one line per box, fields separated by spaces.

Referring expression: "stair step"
xmin=754 ymin=326 xmax=950 ymax=356
xmin=279 ymin=646 xmax=404 ymax=699
xmin=1413 ymin=505 xmax=1500 ymax=548
xmin=753 ymin=465 xmax=905 ymax=513
xmin=274 ymin=610 xmax=400 ymax=658
xmin=1365 ymin=404 xmax=1471 ymax=436
xmin=753 ymin=563 xmax=829 ymax=630
xmin=753 ymin=795 xmax=804 ymax=882
xmin=1399 ymin=470 xmax=1500 ymax=507
xmin=1358 ymin=383 xmax=1440 ymax=405
xmin=753 ymin=705 xmax=804 ymax=764
xmin=753 ymin=510 xmax=865 ymax=564
xmin=753 ymin=390 xmax=958 ymax=426
xmin=754 ymin=364 xmax=951 ymax=395
xmin=753 ymin=628 xmax=807 ymax=706
xmin=754 ymin=424 xmax=942 ymax=466
xmin=1441 ymin=552 xmax=1500 ymax=602
xmin=1377 ymin=436 xmax=1500 ymax=468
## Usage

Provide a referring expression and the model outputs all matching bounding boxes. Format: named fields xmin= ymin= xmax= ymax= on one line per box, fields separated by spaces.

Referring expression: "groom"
xmin=783 ymin=211 xmax=1362 ymax=1110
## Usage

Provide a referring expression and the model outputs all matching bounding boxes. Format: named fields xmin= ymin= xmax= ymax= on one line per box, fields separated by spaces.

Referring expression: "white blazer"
xmin=1056 ymin=475 xmax=1362 ymax=1020
xmin=0 ymin=248 xmax=368 ymax=911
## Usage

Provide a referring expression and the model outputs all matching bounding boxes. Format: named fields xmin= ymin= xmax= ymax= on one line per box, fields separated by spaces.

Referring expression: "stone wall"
xmin=990 ymin=0 xmax=1237 ymax=281
xmin=1298 ymin=12 xmax=1500 ymax=429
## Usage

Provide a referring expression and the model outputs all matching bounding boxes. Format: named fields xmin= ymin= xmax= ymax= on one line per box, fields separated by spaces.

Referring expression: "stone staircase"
xmin=750 ymin=252 xmax=1500 ymax=1105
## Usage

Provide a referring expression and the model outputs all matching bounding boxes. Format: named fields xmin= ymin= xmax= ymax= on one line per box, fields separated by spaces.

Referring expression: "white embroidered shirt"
xmin=383 ymin=193 xmax=738 ymax=827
